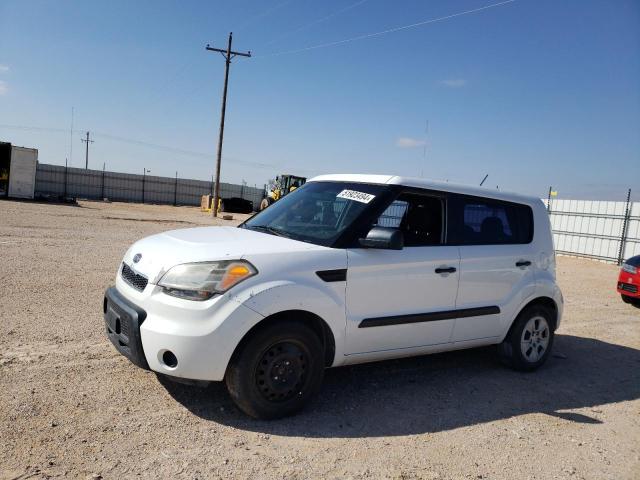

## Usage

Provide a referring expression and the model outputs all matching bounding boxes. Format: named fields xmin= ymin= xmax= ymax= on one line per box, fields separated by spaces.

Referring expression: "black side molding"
xmin=359 ymin=305 xmax=501 ymax=328
xmin=316 ymin=269 xmax=347 ymax=282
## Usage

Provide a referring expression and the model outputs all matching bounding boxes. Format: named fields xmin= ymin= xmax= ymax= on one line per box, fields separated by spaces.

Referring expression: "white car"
xmin=104 ymin=174 xmax=563 ymax=419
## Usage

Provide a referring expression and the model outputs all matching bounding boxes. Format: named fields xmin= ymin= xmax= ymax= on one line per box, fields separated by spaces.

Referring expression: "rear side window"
xmin=447 ymin=195 xmax=533 ymax=245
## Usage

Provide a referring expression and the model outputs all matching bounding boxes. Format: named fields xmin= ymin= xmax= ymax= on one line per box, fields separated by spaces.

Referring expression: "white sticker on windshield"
xmin=336 ymin=189 xmax=376 ymax=204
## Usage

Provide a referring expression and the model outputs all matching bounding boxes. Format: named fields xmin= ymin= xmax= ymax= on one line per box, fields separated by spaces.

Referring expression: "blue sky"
xmin=0 ymin=0 xmax=638 ymax=199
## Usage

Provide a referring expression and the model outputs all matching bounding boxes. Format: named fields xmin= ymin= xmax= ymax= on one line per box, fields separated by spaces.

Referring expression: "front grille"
xmin=121 ymin=263 xmax=148 ymax=291
xmin=618 ymin=282 xmax=638 ymax=294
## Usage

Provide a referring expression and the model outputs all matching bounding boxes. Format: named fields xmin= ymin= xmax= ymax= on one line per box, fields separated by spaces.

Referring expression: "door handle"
xmin=435 ymin=267 xmax=457 ymax=274
xmin=516 ymin=260 xmax=532 ymax=267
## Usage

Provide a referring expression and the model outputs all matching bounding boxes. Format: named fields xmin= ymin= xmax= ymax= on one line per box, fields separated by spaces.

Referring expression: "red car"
xmin=618 ymin=255 xmax=640 ymax=308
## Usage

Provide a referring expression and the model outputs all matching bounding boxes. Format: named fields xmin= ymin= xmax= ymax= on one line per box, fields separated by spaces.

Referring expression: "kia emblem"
xmin=133 ymin=253 xmax=142 ymax=263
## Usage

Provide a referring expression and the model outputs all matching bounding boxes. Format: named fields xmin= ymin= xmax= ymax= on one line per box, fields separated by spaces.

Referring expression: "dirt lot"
xmin=1 ymin=199 xmax=639 ymax=480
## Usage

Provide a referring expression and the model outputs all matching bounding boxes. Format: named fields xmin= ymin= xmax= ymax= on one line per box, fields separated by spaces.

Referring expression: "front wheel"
xmin=225 ymin=321 xmax=325 ymax=419
xmin=498 ymin=304 xmax=555 ymax=371
xmin=621 ymin=294 xmax=640 ymax=308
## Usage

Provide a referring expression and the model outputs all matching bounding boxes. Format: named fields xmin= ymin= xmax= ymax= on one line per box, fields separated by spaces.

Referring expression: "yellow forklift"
xmin=259 ymin=174 xmax=306 ymax=210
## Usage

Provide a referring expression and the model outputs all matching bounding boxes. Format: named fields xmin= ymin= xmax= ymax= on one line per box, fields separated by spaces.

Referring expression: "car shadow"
xmin=157 ymin=334 xmax=640 ymax=438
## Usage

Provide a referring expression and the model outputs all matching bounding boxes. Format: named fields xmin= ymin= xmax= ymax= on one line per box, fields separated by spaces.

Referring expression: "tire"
xmin=498 ymin=304 xmax=555 ymax=372
xmin=225 ymin=321 xmax=325 ymax=419
xmin=621 ymin=294 xmax=640 ymax=308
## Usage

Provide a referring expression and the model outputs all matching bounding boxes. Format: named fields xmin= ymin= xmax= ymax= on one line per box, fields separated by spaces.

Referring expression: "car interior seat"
xmin=480 ymin=216 xmax=506 ymax=243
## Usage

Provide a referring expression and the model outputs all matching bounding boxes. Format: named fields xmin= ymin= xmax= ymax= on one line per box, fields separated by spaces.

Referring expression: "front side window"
xmin=447 ymin=195 xmax=533 ymax=245
xmin=242 ymin=181 xmax=388 ymax=247
xmin=374 ymin=192 xmax=443 ymax=246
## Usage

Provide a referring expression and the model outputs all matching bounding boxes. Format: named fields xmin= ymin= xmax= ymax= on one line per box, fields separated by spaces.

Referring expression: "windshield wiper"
xmin=248 ymin=225 xmax=294 ymax=239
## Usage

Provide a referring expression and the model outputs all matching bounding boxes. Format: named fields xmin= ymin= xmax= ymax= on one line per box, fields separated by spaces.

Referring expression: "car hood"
xmin=121 ymin=226 xmax=323 ymax=283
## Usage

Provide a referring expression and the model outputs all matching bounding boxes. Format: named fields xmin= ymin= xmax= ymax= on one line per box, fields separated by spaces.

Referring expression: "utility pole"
xmin=206 ymin=32 xmax=251 ymax=217
xmin=69 ymin=107 xmax=74 ymax=166
xmin=81 ymin=131 xmax=94 ymax=169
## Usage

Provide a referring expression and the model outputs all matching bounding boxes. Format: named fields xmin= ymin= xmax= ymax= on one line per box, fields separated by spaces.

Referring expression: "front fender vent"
xmin=316 ymin=269 xmax=347 ymax=282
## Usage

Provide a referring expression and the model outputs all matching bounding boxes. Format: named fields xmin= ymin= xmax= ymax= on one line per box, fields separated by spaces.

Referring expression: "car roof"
xmin=308 ymin=173 xmax=541 ymax=206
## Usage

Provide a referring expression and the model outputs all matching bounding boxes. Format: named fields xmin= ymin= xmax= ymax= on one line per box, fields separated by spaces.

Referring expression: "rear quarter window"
xmin=447 ymin=195 xmax=533 ymax=245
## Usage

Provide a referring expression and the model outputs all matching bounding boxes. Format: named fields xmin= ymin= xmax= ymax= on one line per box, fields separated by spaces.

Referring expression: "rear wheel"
xmin=498 ymin=304 xmax=555 ymax=371
xmin=225 ymin=321 xmax=324 ymax=419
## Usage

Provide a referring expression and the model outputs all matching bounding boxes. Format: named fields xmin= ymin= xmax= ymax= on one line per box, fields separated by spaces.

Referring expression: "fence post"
xmin=64 ymin=159 xmax=68 ymax=198
xmin=174 ymin=171 xmax=178 ymax=206
xmin=617 ymin=188 xmax=632 ymax=265
xmin=101 ymin=163 xmax=105 ymax=200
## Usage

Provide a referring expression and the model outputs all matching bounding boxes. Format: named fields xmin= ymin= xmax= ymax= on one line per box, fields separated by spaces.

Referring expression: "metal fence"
xmin=545 ymin=196 xmax=640 ymax=264
xmin=34 ymin=163 xmax=265 ymax=210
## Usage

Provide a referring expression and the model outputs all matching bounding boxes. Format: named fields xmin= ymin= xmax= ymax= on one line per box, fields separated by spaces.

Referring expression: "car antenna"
xmin=479 ymin=174 xmax=489 ymax=186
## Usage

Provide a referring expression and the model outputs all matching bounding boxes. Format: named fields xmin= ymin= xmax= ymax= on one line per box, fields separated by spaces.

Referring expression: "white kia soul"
xmin=104 ymin=174 xmax=563 ymax=419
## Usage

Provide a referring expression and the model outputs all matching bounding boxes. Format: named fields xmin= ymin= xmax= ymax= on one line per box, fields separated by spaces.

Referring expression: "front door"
xmin=345 ymin=191 xmax=460 ymax=354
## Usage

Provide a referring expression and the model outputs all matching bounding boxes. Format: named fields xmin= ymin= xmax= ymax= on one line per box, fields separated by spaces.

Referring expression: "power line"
xmin=235 ymin=0 xmax=296 ymax=33
xmin=0 ymin=123 xmax=320 ymax=174
xmin=256 ymin=0 xmax=517 ymax=58
xmin=262 ymin=0 xmax=370 ymax=48
xmin=0 ymin=124 xmax=68 ymax=133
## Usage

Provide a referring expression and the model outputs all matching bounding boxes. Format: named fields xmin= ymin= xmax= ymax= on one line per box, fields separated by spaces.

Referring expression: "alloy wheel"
xmin=520 ymin=315 xmax=550 ymax=363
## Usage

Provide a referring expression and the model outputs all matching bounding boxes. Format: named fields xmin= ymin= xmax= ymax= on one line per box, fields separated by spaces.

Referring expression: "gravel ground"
xmin=1 ymin=199 xmax=639 ymax=480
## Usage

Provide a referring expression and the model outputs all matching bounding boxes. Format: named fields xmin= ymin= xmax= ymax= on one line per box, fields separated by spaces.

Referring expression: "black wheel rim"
xmin=255 ymin=341 xmax=308 ymax=402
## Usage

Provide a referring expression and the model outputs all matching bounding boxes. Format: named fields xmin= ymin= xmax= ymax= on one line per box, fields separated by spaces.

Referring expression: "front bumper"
xmin=104 ymin=286 xmax=150 ymax=370
xmin=104 ymin=281 xmax=264 ymax=381
xmin=617 ymin=270 xmax=639 ymax=298
xmin=617 ymin=281 xmax=639 ymax=298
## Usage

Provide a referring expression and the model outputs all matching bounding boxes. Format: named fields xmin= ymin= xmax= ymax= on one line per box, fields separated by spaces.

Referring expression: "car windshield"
xmin=242 ymin=181 xmax=387 ymax=247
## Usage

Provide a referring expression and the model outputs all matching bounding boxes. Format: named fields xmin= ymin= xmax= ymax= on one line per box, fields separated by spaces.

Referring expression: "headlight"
xmin=158 ymin=260 xmax=257 ymax=301
xmin=622 ymin=263 xmax=637 ymax=275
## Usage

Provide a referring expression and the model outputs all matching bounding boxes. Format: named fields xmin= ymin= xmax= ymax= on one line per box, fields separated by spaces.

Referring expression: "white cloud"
xmin=440 ymin=79 xmax=466 ymax=88
xmin=0 ymin=64 xmax=9 ymax=73
xmin=396 ymin=137 xmax=426 ymax=148
xmin=0 ymin=81 xmax=7 ymax=95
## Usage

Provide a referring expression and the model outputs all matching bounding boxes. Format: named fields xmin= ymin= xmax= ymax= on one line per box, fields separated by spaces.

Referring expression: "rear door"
xmin=345 ymin=190 xmax=460 ymax=354
xmin=448 ymin=194 xmax=536 ymax=341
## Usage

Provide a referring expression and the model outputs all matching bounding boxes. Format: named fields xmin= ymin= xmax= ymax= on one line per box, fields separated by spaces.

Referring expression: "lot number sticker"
xmin=337 ymin=189 xmax=376 ymax=204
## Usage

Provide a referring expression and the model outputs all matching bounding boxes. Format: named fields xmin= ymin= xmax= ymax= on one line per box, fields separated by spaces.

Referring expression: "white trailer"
xmin=8 ymin=146 xmax=38 ymax=199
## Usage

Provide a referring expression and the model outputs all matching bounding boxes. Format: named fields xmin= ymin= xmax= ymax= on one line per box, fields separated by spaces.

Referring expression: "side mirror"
xmin=359 ymin=227 xmax=404 ymax=250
